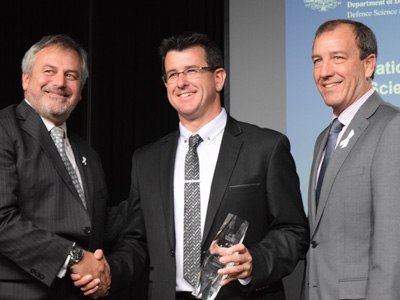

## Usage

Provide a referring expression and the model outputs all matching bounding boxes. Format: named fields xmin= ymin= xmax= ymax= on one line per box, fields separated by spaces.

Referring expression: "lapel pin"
xmin=82 ymin=156 xmax=87 ymax=166
xmin=339 ymin=129 xmax=354 ymax=149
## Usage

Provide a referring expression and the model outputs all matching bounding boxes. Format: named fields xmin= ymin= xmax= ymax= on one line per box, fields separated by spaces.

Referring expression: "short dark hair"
xmin=159 ymin=32 xmax=223 ymax=75
xmin=21 ymin=34 xmax=89 ymax=86
xmin=314 ymin=19 xmax=377 ymax=79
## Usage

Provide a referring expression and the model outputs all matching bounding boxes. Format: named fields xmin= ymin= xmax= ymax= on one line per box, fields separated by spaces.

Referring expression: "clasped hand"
xmin=70 ymin=249 xmax=111 ymax=299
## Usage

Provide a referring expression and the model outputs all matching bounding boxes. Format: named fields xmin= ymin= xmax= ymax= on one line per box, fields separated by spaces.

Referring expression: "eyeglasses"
xmin=162 ymin=66 xmax=220 ymax=84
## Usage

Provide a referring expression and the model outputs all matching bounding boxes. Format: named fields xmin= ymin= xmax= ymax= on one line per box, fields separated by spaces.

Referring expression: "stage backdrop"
xmin=286 ymin=0 xmax=400 ymax=212
xmin=229 ymin=1 xmax=400 ymax=298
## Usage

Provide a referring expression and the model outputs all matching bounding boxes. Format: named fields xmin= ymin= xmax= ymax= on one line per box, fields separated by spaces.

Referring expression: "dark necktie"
xmin=50 ymin=127 xmax=87 ymax=209
xmin=183 ymin=134 xmax=203 ymax=286
xmin=316 ymin=118 xmax=344 ymax=206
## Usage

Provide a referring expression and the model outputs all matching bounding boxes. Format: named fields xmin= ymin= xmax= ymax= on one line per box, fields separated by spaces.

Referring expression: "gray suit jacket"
xmin=0 ymin=101 xmax=146 ymax=300
xmin=305 ymin=92 xmax=400 ymax=299
xmin=127 ymin=116 xmax=309 ymax=300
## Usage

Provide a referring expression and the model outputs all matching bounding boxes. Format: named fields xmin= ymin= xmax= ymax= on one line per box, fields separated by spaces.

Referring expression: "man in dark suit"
xmin=0 ymin=34 xmax=146 ymax=299
xmin=125 ymin=32 xmax=309 ymax=300
xmin=305 ymin=20 xmax=400 ymax=299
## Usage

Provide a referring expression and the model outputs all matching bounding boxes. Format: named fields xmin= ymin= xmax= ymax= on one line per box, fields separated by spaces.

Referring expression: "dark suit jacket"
xmin=127 ymin=116 xmax=309 ymax=300
xmin=0 ymin=101 xmax=146 ymax=300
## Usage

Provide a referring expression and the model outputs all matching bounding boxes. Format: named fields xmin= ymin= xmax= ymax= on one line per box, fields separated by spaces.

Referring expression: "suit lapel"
xmin=159 ymin=131 xmax=179 ymax=250
xmin=308 ymin=126 xmax=330 ymax=229
xmin=159 ymin=122 xmax=243 ymax=249
xmin=16 ymin=101 xmax=84 ymax=207
xmin=70 ymin=138 xmax=92 ymax=212
xmin=202 ymin=117 xmax=243 ymax=246
xmin=312 ymin=93 xmax=383 ymax=236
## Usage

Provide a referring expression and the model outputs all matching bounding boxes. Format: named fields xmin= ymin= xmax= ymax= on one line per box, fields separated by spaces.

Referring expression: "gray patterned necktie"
xmin=50 ymin=127 xmax=87 ymax=209
xmin=183 ymin=134 xmax=203 ymax=286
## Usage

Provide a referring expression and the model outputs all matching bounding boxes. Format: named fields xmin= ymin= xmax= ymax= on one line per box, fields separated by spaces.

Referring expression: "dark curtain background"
xmin=89 ymin=1 xmax=226 ymax=204
xmin=0 ymin=3 xmax=305 ymax=299
xmin=0 ymin=1 xmax=90 ymax=134
xmin=0 ymin=2 xmax=225 ymax=298
xmin=0 ymin=0 xmax=226 ymax=205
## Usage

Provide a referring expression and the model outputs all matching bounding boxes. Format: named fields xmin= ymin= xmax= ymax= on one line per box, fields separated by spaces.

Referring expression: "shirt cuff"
xmin=57 ymin=255 xmax=71 ymax=278
xmin=57 ymin=242 xmax=75 ymax=278
xmin=238 ymin=276 xmax=252 ymax=286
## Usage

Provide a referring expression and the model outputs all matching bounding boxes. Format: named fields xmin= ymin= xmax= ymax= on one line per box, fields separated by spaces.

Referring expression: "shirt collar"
xmin=333 ymin=88 xmax=374 ymax=127
xmin=24 ymin=98 xmax=68 ymax=137
xmin=179 ymin=108 xmax=227 ymax=147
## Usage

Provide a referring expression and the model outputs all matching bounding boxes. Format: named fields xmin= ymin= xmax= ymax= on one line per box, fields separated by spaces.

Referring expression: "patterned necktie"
xmin=316 ymin=118 xmax=344 ymax=206
xmin=183 ymin=134 xmax=203 ymax=286
xmin=50 ymin=127 xmax=87 ymax=209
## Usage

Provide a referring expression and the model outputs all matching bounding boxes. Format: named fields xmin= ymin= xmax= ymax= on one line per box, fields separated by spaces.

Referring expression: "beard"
xmin=26 ymin=89 xmax=79 ymax=124
xmin=44 ymin=96 xmax=77 ymax=118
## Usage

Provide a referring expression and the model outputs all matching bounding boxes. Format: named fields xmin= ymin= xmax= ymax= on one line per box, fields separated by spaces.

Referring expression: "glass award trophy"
xmin=192 ymin=213 xmax=249 ymax=300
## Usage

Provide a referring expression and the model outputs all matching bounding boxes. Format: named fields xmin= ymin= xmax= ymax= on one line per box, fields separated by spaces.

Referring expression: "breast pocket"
xmin=334 ymin=167 xmax=366 ymax=196
xmin=228 ymin=183 xmax=261 ymax=193
xmin=337 ymin=167 xmax=364 ymax=178
xmin=224 ymin=183 xmax=264 ymax=214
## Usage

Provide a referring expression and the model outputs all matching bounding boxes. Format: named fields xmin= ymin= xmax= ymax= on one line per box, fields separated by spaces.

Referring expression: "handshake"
xmin=69 ymin=249 xmax=111 ymax=299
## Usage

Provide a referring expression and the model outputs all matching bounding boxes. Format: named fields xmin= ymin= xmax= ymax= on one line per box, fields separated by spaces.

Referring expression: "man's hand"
xmin=216 ymin=243 xmax=253 ymax=286
xmin=70 ymin=249 xmax=111 ymax=298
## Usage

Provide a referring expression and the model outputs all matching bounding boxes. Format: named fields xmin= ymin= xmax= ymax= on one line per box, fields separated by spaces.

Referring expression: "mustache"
xmin=43 ymin=88 xmax=72 ymax=97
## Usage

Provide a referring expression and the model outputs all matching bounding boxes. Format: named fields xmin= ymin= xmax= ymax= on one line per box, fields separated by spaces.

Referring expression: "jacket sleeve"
xmin=105 ymin=153 xmax=148 ymax=292
xmin=247 ymin=134 xmax=309 ymax=293
xmin=367 ymin=114 xmax=400 ymax=299
xmin=0 ymin=118 xmax=72 ymax=287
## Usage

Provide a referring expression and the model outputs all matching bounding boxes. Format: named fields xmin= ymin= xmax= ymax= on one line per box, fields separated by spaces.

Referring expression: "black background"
xmin=0 ymin=0 xmax=226 ymax=204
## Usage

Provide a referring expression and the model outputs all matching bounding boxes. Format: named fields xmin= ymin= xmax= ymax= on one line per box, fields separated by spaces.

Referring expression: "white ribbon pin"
xmin=339 ymin=129 xmax=354 ymax=149
xmin=82 ymin=156 xmax=87 ymax=166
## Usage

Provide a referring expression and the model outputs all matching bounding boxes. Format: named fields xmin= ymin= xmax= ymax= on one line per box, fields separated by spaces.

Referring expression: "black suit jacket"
xmin=0 ymin=101 xmax=146 ymax=300
xmin=127 ymin=116 xmax=309 ymax=300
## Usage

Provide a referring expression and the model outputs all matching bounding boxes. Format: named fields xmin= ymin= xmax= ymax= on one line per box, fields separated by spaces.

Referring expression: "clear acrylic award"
xmin=192 ymin=213 xmax=249 ymax=300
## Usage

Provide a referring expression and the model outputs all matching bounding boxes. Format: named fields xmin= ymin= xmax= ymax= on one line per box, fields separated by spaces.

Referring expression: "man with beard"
xmin=0 ymin=34 xmax=146 ymax=299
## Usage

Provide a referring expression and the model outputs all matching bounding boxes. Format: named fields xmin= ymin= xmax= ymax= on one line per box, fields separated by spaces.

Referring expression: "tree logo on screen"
xmin=304 ymin=0 xmax=342 ymax=12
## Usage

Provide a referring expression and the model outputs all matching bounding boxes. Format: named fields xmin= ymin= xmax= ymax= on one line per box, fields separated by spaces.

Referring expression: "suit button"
xmin=83 ymin=227 xmax=92 ymax=235
xmin=311 ymin=241 xmax=318 ymax=248
xmin=39 ymin=274 xmax=45 ymax=280
xmin=170 ymin=249 xmax=175 ymax=257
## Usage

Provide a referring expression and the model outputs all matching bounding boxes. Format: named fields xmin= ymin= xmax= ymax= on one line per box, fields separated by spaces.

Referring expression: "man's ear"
xmin=214 ymin=68 xmax=226 ymax=92
xmin=22 ymin=72 xmax=29 ymax=91
xmin=364 ymin=53 xmax=376 ymax=79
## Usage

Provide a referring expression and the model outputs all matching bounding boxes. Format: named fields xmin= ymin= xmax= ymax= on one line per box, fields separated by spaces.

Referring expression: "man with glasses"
xmin=124 ymin=32 xmax=309 ymax=300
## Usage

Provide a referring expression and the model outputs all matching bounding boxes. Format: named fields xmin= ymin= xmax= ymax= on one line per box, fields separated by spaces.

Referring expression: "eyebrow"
xmin=165 ymin=65 xmax=199 ymax=74
xmin=312 ymin=50 xmax=347 ymax=58
xmin=42 ymin=64 xmax=80 ymax=76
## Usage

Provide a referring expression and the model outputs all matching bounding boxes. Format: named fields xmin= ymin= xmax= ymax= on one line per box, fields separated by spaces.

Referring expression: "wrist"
xmin=67 ymin=245 xmax=84 ymax=268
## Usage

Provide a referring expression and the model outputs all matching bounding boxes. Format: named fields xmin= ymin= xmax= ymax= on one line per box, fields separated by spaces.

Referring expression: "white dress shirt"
xmin=174 ymin=108 xmax=227 ymax=292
